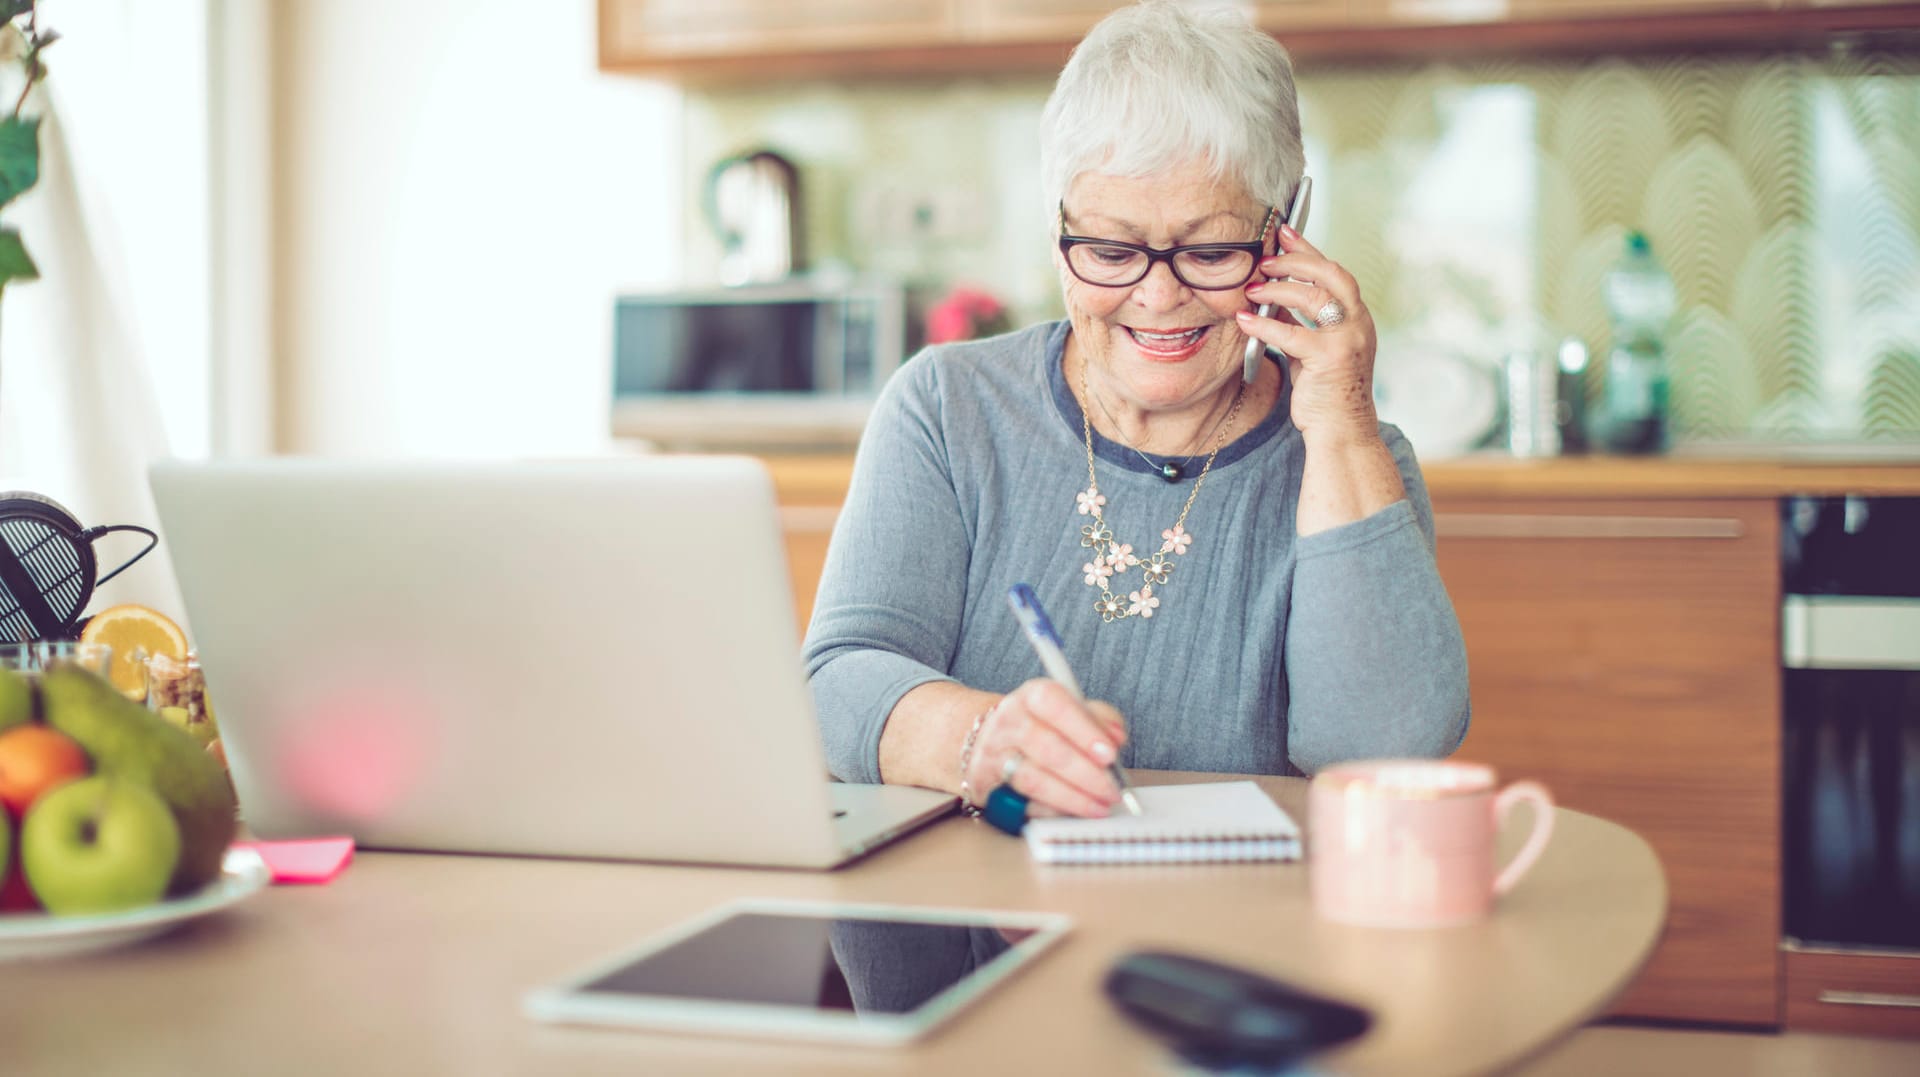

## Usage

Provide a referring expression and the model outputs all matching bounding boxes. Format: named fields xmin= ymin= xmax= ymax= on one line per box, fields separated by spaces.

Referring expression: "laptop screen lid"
xmin=148 ymin=456 xmax=850 ymax=868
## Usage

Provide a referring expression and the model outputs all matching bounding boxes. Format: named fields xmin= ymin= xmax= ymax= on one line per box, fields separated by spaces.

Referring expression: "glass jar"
xmin=0 ymin=640 xmax=114 ymax=679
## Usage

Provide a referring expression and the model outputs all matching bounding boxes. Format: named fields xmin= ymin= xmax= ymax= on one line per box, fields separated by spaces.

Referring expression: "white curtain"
xmin=0 ymin=87 xmax=185 ymax=625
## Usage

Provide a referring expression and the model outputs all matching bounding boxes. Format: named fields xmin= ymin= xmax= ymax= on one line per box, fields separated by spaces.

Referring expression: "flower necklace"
xmin=1075 ymin=364 xmax=1246 ymax=623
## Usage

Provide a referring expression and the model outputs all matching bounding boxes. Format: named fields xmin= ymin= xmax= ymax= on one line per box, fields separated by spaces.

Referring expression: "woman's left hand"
xmin=1236 ymin=224 xmax=1381 ymax=446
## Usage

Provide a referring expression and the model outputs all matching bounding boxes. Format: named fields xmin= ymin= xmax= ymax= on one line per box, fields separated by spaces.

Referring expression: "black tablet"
xmin=524 ymin=899 xmax=1072 ymax=1046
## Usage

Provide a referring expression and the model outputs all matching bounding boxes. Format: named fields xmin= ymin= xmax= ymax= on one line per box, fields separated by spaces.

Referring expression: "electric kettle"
xmin=704 ymin=149 xmax=803 ymax=285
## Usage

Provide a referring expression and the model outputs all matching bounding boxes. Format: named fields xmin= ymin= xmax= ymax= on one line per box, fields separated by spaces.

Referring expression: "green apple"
xmin=22 ymin=776 xmax=181 ymax=915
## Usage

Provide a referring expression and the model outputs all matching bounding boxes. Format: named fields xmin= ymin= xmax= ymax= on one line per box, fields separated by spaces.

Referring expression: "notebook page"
xmin=1024 ymin=781 xmax=1299 ymax=845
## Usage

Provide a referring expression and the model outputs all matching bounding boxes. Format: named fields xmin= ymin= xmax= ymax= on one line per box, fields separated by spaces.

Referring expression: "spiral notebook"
xmin=1024 ymin=781 xmax=1302 ymax=865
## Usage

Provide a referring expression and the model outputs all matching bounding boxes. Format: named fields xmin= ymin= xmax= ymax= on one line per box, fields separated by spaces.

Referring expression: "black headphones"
xmin=0 ymin=491 xmax=158 ymax=643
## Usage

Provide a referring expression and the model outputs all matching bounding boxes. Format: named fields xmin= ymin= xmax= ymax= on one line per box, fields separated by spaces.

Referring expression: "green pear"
xmin=22 ymin=775 xmax=181 ymax=915
xmin=0 ymin=668 xmax=32 ymax=733
xmin=38 ymin=667 xmax=236 ymax=893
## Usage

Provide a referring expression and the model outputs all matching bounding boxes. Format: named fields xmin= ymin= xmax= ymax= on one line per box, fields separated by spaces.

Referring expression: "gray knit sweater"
xmin=803 ymin=321 xmax=1469 ymax=783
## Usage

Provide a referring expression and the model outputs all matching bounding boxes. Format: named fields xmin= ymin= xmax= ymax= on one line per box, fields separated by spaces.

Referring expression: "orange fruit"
xmin=78 ymin=604 xmax=190 ymax=701
xmin=0 ymin=725 xmax=91 ymax=817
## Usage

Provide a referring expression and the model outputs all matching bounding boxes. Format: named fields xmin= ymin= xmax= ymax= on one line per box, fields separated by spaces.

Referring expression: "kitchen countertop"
xmin=1421 ymin=453 xmax=1920 ymax=499
xmin=759 ymin=451 xmax=1920 ymax=501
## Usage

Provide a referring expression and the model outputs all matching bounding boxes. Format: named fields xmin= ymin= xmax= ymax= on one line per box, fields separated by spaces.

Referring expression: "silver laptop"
xmin=148 ymin=456 xmax=954 ymax=869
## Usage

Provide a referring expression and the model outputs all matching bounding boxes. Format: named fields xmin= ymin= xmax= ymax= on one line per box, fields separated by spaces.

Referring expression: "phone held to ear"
xmin=1242 ymin=174 xmax=1314 ymax=385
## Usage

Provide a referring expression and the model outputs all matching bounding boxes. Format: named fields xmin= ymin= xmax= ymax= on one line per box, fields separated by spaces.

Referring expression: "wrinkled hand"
xmin=967 ymin=679 xmax=1126 ymax=819
xmin=1237 ymin=223 xmax=1381 ymax=445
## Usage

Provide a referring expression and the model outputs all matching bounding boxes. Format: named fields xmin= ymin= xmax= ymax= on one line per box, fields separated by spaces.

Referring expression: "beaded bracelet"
xmin=956 ymin=701 xmax=997 ymax=818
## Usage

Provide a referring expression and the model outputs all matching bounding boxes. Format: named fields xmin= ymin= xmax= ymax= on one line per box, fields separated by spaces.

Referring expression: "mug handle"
xmin=1492 ymin=780 xmax=1555 ymax=896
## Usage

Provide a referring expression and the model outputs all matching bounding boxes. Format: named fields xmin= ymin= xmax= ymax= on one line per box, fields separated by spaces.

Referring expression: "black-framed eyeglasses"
xmin=1057 ymin=203 xmax=1278 ymax=291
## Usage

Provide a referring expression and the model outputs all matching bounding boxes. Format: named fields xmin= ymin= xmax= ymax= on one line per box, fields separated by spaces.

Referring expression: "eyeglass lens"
xmin=1066 ymin=244 xmax=1258 ymax=289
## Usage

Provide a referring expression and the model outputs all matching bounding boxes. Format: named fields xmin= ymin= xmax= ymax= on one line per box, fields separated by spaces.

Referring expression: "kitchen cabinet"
xmin=765 ymin=455 xmax=851 ymax=638
xmin=778 ymin=502 xmax=837 ymax=641
xmin=1250 ymin=0 xmax=1357 ymax=26
xmin=1783 ymin=946 xmax=1920 ymax=1036
xmin=1433 ymin=497 xmax=1782 ymax=1026
xmin=1340 ymin=0 xmax=1920 ymax=58
xmin=964 ymin=0 xmax=1348 ymax=43
xmin=1359 ymin=0 xmax=1776 ymax=23
xmin=600 ymin=0 xmax=1920 ymax=79
xmin=600 ymin=0 xmax=953 ymax=54
xmin=598 ymin=0 xmax=959 ymax=79
xmin=958 ymin=0 xmax=1121 ymax=42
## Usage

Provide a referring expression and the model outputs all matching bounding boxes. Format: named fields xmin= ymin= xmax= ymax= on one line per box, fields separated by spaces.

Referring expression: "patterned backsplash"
xmin=683 ymin=44 xmax=1920 ymax=446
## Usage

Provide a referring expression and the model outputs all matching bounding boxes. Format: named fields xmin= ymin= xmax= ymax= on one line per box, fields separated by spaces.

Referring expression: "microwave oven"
xmin=610 ymin=278 xmax=906 ymax=448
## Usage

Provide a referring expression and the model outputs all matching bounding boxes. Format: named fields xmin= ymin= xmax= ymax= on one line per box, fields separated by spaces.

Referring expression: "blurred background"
xmin=0 ymin=0 xmax=1913 ymax=474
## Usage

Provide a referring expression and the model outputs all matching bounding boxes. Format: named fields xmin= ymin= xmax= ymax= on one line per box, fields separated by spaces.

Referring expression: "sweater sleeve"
xmin=802 ymin=355 xmax=973 ymax=784
xmin=1282 ymin=426 xmax=1471 ymax=774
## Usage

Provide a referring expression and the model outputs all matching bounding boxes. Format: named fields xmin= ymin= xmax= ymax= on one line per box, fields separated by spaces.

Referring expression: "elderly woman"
xmin=803 ymin=0 xmax=1469 ymax=820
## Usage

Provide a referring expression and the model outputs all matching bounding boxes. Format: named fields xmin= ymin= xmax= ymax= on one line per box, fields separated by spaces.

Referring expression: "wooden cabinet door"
xmin=964 ymin=0 xmax=1120 ymax=42
xmin=1250 ymin=0 xmax=1360 ymax=30
xmin=968 ymin=1 xmax=1349 ymax=42
xmin=1780 ymin=0 xmax=1920 ymax=9
xmin=1434 ymin=497 xmax=1782 ymax=1026
xmin=778 ymin=502 xmax=838 ymax=640
xmin=1359 ymin=0 xmax=1775 ymax=23
xmin=763 ymin=456 xmax=856 ymax=638
xmin=601 ymin=0 xmax=1920 ymax=80
xmin=601 ymin=0 xmax=956 ymax=64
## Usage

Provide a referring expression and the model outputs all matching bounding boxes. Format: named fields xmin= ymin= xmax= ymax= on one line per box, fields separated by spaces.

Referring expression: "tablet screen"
xmin=587 ymin=911 xmax=1042 ymax=1013
xmin=528 ymin=901 xmax=1072 ymax=1044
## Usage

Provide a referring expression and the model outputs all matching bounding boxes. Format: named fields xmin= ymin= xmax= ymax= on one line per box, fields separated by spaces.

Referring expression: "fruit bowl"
xmin=0 ymin=846 xmax=269 ymax=961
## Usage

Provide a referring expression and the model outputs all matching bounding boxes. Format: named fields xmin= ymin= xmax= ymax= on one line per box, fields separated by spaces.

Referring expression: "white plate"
xmin=0 ymin=847 xmax=270 ymax=961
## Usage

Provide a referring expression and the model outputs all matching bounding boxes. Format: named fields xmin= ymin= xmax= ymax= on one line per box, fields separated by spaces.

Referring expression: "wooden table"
xmin=5 ymin=774 xmax=1666 ymax=1076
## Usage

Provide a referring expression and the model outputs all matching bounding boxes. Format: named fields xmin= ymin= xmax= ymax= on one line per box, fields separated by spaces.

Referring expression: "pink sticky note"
xmin=234 ymin=837 xmax=356 ymax=884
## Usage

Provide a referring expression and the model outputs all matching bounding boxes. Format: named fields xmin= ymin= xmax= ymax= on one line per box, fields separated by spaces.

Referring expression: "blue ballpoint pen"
xmin=1006 ymin=583 xmax=1144 ymax=817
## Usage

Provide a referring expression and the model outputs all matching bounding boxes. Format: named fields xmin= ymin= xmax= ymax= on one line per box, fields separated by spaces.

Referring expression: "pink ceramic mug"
xmin=1309 ymin=759 xmax=1554 ymax=928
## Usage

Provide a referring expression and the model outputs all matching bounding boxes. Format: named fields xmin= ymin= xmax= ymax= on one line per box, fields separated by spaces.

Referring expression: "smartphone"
xmin=1242 ymin=174 xmax=1313 ymax=385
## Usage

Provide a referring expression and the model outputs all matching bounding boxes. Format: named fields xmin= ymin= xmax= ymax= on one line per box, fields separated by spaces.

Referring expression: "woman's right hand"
xmin=966 ymin=678 xmax=1127 ymax=818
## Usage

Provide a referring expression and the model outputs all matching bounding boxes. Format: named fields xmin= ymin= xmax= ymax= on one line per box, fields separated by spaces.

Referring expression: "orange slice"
xmin=78 ymin=604 xmax=190 ymax=701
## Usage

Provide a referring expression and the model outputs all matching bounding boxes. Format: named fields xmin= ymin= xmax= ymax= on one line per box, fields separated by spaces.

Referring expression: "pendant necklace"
xmin=1074 ymin=363 xmax=1246 ymax=623
xmin=1089 ymin=385 xmax=1240 ymax=484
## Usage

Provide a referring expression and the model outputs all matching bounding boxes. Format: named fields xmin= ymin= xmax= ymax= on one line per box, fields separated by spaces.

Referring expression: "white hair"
xmin=1040 ymin=1 xmax=1304 ymax=217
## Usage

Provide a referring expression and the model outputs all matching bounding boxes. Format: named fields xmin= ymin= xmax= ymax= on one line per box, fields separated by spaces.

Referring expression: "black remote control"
xmin=1104 ymin=950 xmax=1372 ymax=1069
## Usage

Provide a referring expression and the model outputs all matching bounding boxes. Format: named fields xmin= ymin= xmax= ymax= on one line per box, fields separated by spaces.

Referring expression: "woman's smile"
xmin=1123 ymin=324 xmax=1212 ymax=360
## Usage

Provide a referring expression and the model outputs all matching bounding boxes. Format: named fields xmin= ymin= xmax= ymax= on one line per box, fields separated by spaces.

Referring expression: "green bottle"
xmin=1599 ymin=231 xmax=1674 ymax=454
